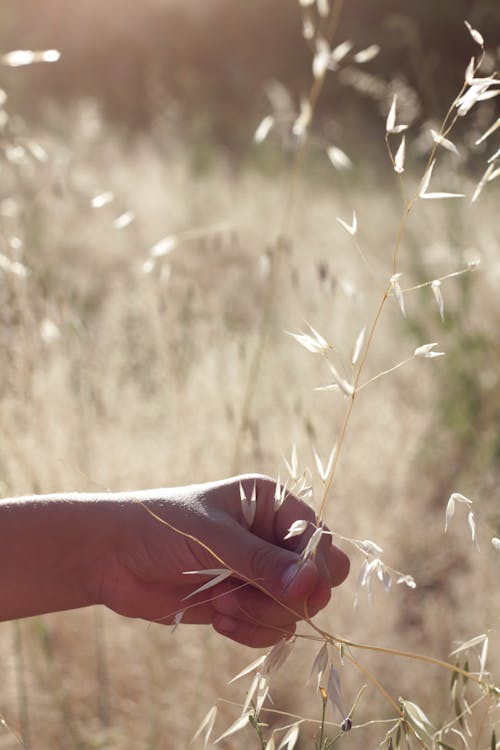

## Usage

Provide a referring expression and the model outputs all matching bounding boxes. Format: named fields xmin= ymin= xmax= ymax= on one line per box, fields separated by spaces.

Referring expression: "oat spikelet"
xmin=192 ymin=705 xmax=217 ymax=747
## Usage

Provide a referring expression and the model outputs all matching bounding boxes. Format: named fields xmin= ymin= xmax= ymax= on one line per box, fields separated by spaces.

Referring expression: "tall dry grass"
xmin=1 ymin=11 xmax=499 ymax=750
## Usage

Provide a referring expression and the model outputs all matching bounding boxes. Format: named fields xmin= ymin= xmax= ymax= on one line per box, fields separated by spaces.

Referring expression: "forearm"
xmin=0 ymin=493 xmax=126 ymax=621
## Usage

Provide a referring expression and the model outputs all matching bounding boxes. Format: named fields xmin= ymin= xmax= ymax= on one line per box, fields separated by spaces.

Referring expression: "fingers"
xmin=327 ymin=542 xmax=350 ymax=587
xmin=159 ymin=474 xmax=350 ymax=645
xmin=278 ymin=500 xmax=350 ymax=592
xmin=212 ymin=581 xmax=306 ymax=625
xmin=212 ymin=612 xmax=296 ymax=648
xmin=215 ymin=479 xmax=350 ymax=612
xmin=219 ymin=475 xmax=350 ymax=590
xmin=210 ymin=572 xmax=332 ymax=633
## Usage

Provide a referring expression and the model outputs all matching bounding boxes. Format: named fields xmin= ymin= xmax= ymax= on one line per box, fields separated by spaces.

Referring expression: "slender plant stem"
xmin=317 ymin=285 xmax=390 ymax=523
xmin=315 ymin=57 xmax=477 ymax=522
xmin=231 ymin=0 xmax=345 ymax=472
xmin=342 ymin=648 xmax=401 ymax=713
xmin=318 ymin=691 xmax=327 ymax=749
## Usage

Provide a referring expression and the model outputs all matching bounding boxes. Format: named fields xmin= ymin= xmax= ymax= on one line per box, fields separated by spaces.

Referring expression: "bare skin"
xmin=0 ymin=474 xmax=349 ymax=647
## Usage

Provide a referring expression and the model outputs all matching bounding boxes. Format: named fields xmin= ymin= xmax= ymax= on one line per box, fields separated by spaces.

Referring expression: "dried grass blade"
xmin=476 ymin=117 xmax=500 ymax=145
xmin=214 ymin=712 xmax=251 ymax=744
xmin=352 ymin=326 xmax=366 ymax=365
xmin=228 ymin=655 xmax=267 ymax=684
xmin=192 ymin=705 xmax=217 ymax=747
xmin=254 ymin=115 xmax=275 ymax=144
xmin=182 ymin=569 xmax=232 ymax=600
xmin=394 ymin=136 xmax=406 ymax=173
xmin=450 ymin=634 xmax=486 ymax=656
xmin=277 ymin=723 xmax=300 ymax=750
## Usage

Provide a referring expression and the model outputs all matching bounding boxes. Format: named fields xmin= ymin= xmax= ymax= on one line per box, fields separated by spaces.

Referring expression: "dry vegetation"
xmin=1 ymin=14 xmax=500 ymax=750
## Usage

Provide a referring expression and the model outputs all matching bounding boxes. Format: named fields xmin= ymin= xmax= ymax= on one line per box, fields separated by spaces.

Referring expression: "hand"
xmin=98 ymin=475 xmax=350 ymax=647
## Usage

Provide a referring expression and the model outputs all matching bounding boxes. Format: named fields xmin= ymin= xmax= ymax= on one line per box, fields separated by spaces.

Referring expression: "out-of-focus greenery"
xmin=1 ymin=0 xmax=499 ymax=148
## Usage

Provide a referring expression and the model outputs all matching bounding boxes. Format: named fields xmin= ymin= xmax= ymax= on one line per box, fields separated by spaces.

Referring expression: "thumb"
xmin=218 ymin=520 xmax=319 ymax=601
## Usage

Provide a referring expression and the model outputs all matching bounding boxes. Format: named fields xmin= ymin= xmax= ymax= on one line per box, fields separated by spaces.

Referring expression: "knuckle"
xmin=250 ymin=543 xmax=281 ymax=582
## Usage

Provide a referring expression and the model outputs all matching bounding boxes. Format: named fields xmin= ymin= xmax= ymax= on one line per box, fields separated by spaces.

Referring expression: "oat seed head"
xmin=327 ymin=145 xmax=353 ymax=171
xmin=359 ymin=539 xmax=384 ymax=556
xmin=150 ymin=236 xmax=178 ymax=258
xmin=239 ymin=480 xmax=257 ymax=527
xmin=316 ymin=0 xmax=330 ymax=18
xmin=353 ymin=45 xmax=380 ymax=64
xmin=181 ymin=569 xmax=232 ymax=600
xmin=292 ymin=98 xmax=312 ymax=139
xmin=330 ymin=40 xmax=354 ymax=68
xmin=394 ymin=135 xmax=406 ymax=174
xmin=475 ymin=117 xmax=500 ymax=145
xmin=1 ymin=49 xmax=61 ymax=67
xmin=254 ymin=115 xmax=275 ymax=144
xmin=284 ymin=519 xmax=308 ymax=540
xmin=313 ymin=443 xmax=337 ymax=482
xmin=300 ymin=526 xmax=324 ymax=560
xmin=302 ymin=14 xmax=315 ymax=41
xmin=0 ymin=254 xmax=29 ymax=278
xmin=228 ymin=654 xmax=267 ymax=685
xmin=261 ymin=637 xmax=296 ymax=676
xmin=327 ymin=666 xmax=348 ymax=720
xmin=390 ymin=274 xmax=406 ymax=317
xmin=468 ymin=511 xmax=480 ymax=550
xmin=414 ymin=342 xmax=445 ymax=358
xmin=287 ymin=324 xmax=330 ymax=355
xmin=337 ymin=210 xmax=357 ymax=236
xmin=283 ymin=444 xmax=299 ymax=480
xmin=313 ymin=37 xmax=331 ymax=80
xmin=277 ymin=723 xmax=300 ymax=750
xmin=472 ymin=162 xmax=497 ymax=202
xmin=352 ymin=325 xmax=366 ymax=366
xmin=112 ymin=211 xmax=135 ymax=230
xmin=325 ymin=361 xmax=355 ymax=396
xmin=214 ymin=712 xmax=252 ymax=744
xmin=401 ymin=699 xmax=434 ymax=745
xmin=450 ymin=633 xmax=487 ymax=656
xmin=192 ymin=704 xmax=217 ymax=747
xmin=91 ymin=191 xmax=114 ymax=208
xmin=464 ymin=20 xmax=485 ymax=48
xmin=431 ymin=280 xmax=445 ymax=321
xmin=419 ymin=159 xmax=465 ymax=199
xmin=431 ymin=129 xmax=460 ymax=156
xmin=309 ymin=642 xmax=329 ymax=692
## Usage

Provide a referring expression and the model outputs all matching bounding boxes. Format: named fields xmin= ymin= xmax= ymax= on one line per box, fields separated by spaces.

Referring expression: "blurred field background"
xmin=0 ymin=1 xmax=499 ymax=748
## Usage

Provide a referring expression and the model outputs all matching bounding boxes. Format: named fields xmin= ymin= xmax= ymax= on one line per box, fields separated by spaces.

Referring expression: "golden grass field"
xmin=0 ymin=93 xmax=499 ymax=749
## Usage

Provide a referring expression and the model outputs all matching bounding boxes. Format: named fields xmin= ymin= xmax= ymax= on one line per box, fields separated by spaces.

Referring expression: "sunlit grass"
xmin=0 ymin=13 xmax=499 ymax=744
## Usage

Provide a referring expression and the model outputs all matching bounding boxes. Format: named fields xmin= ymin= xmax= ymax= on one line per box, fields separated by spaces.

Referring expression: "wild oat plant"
xmin=0 ymin=3 xmax=499 ymax=750
xmin=189 ymin=5 xmax=500 ymax=750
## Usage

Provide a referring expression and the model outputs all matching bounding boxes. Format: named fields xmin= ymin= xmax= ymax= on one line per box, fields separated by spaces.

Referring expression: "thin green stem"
xmin=318 ymin=692 xmax=327 ymax=750
xmin=249 ymin=702 xmax=267 ymax=750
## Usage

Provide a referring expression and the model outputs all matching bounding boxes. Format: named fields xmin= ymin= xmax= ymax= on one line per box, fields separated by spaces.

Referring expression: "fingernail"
xmin=281 ymin=560 xmax=304 ymax=591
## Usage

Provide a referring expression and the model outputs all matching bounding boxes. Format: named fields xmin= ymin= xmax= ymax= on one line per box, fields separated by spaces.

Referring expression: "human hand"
xmin=98 ymin=475 xmax=349 ymax=647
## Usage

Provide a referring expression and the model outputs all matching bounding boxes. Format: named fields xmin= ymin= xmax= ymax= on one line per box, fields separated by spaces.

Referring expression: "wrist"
xmin=0 ymin=493 xmax=127 ymax=620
